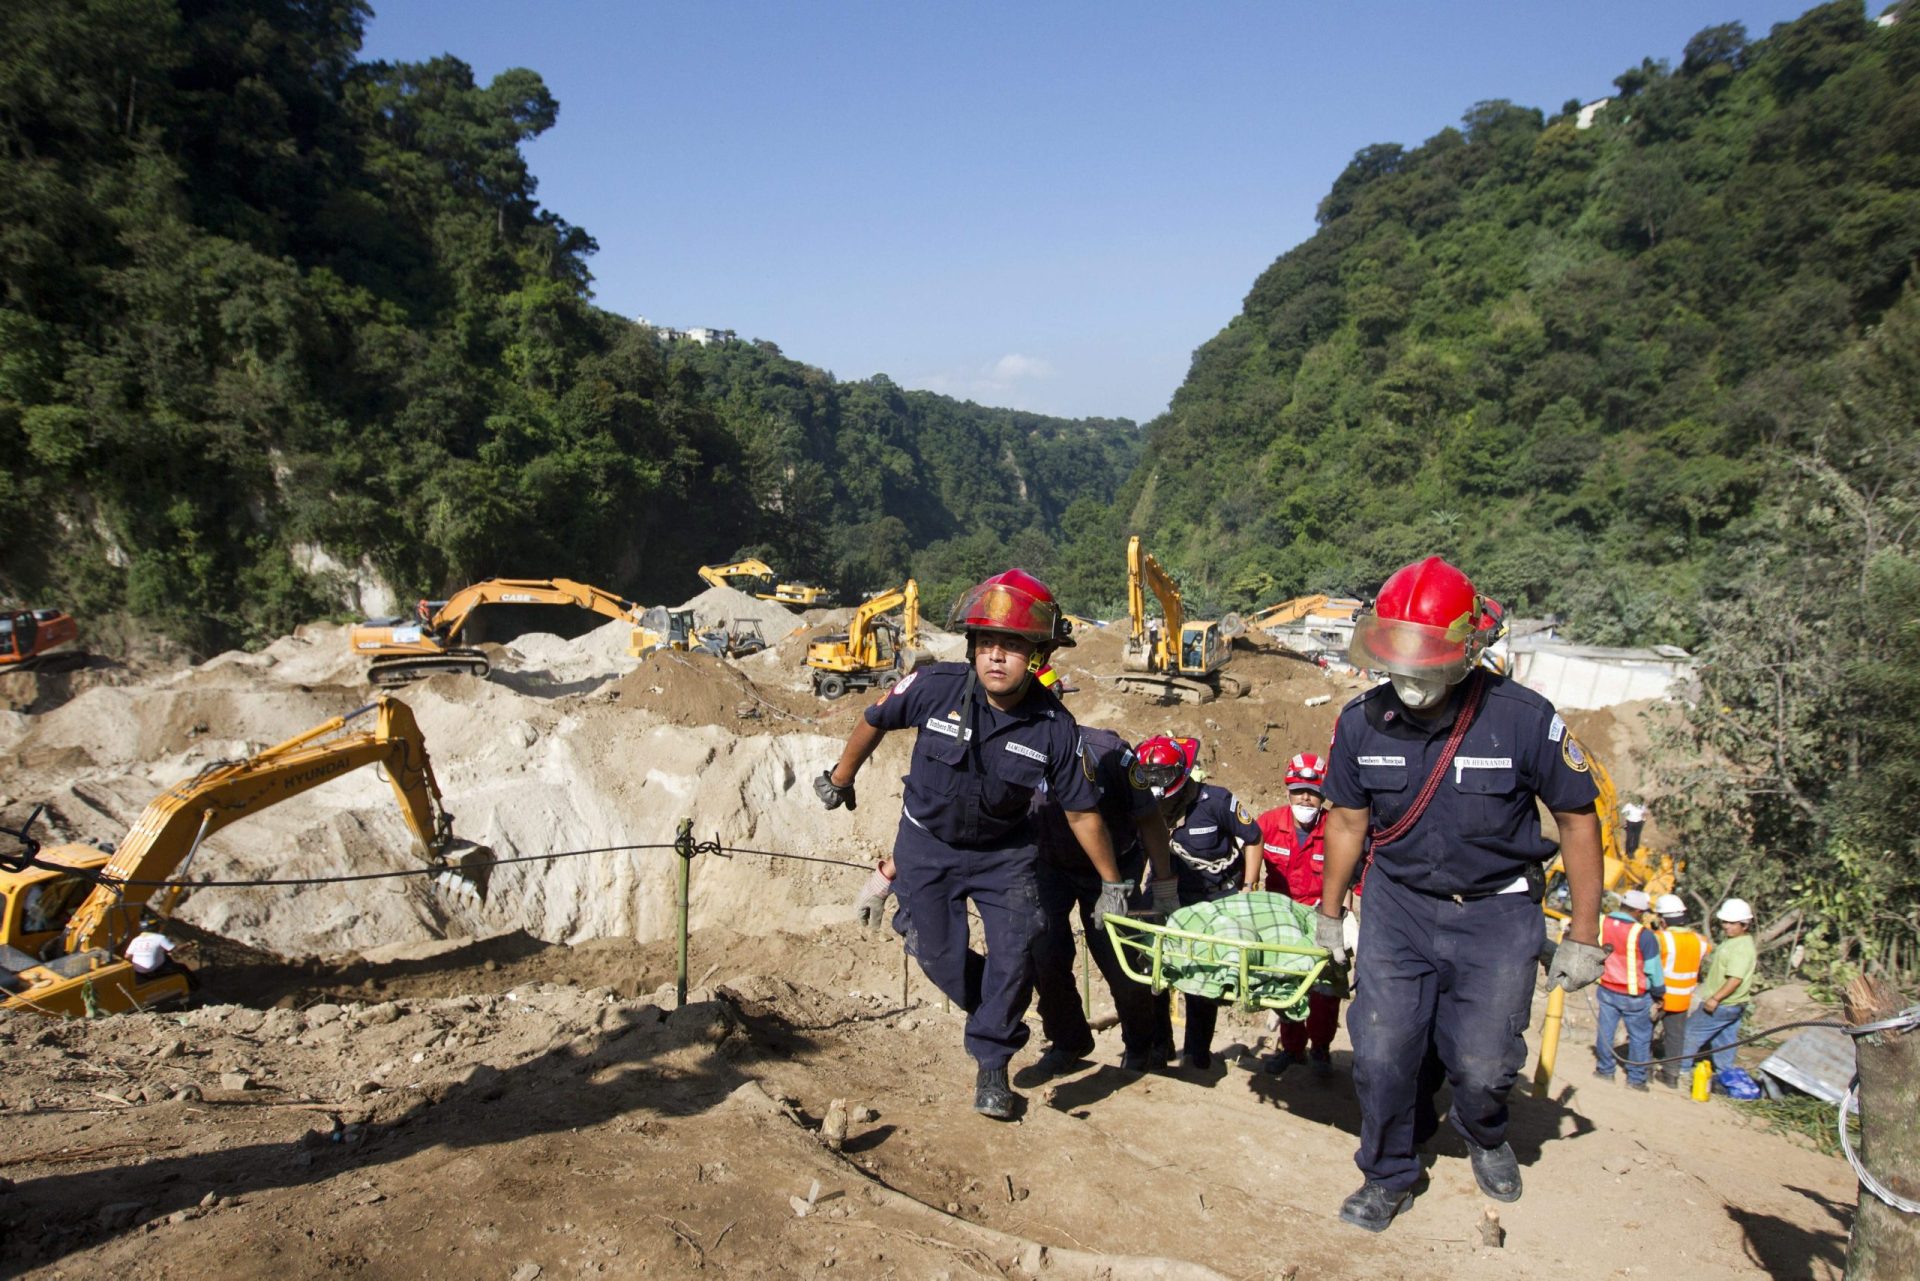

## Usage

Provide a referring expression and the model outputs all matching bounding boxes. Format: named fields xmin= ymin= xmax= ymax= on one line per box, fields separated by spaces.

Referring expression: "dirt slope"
xmin=0 ymin=621 xmax=1858 ymax=1279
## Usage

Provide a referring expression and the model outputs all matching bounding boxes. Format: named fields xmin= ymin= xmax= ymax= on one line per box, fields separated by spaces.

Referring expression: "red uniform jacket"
xmin=1256 ymin=807 xmax=1329 ymax=905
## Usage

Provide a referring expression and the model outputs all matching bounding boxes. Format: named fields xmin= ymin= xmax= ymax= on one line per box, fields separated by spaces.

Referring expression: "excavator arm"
xmin=424 ymin=578 xmax=640 ymax=645
xmin=1126 ymin=535 xmax=1187 ymax=674
xmin=353 ymin=578 xmax=644 ymax=685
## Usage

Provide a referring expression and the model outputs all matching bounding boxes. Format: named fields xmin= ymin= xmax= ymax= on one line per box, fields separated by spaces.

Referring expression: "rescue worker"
xmin=1137 ymin=734 xmax=1262 ymax=1073
xmin=1252 ymin=752 xmax=1340 ymax=1077
xmin=1683 ymin=898 xmax=1757 ymax=1084
xmin=1593 ymin=888 xmax=1664 ymax=1090
xmin=1315 ymin=556 xmax=1605 ymax=1232
xmin=1026 ymin=728 xmax=1181 ymax=1078
xmin=815 ymin=569 xmax=1125 ymax=1120
xmin=1651 ymin=893 xmax=1711 ymax=1088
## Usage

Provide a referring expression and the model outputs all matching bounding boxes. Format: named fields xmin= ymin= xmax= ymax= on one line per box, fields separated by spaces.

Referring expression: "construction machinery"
xmin=1118 ymin=536 xmax=1246 ymax=703
xmin=1541 ymin=747 xmax=1681 ymax=933
xmin=633 ymin=607 xmax=770 ymax=659
xmin=0 ymin=696 xmax=494 ymax=1017
xmin=351 ymin=577 xmax=651 ymax=686
xmin=696 ymin=559 xmax=832 ymax=610
xmin=805 ymin=580 xmax=919 ymax=699
xmin=0 ymin=607 xmax=81 ymax=671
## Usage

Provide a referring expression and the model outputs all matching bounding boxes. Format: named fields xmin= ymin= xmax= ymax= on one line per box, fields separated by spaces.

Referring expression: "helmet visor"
xmin=949 ymin=581 xmax=1064 ymax=645
xmin=1347 ymin=613 xmax=1472 ymax=681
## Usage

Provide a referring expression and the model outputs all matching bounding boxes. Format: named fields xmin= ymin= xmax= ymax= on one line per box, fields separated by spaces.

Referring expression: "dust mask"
xmin=1292 ymin=803 xmax=1321 ymax=827
xmin=1391 ymin=673 xmax=1449 ymax=710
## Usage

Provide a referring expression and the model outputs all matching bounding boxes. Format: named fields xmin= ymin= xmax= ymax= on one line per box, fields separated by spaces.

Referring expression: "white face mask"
xmin=1292 ymin=803 xmax=1321 ymax=827
xmin=1391 ymin=673 xmax=1449 ymax=709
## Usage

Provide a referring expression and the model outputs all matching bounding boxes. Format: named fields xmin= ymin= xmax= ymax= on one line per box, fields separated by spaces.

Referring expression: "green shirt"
xmin=1701 ymin=933 xmax=1756 ymax=1006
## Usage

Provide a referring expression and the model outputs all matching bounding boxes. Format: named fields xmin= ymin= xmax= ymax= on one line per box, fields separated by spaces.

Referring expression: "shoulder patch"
xmin=1548 ymin=713 xmax=1566 ymax=743
xmin=893 ymin=670 xmax=919 ymax=695
xmin=1080 ymin=738 xmax=1097 ymax=783
xmin=1561 ymin=733 xmax=1590 ymax=773
xmin=1234 ymin=801 xmax=1252 ymax=824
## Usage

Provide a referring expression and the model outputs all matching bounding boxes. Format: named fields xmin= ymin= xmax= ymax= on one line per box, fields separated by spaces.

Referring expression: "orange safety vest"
xmin=1600 ymin=914 xmax=1648 ymax=996
xmin=1658 ymin=928 xmax=1710 ymax=1012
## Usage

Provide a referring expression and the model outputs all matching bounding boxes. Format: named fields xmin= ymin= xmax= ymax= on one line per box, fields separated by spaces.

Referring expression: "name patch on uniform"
xmin=1357 ymin=755 xmax=1406 ymax=767
xmin=1004 ymin=742 xmax=1047 ymax=764
xmin=1548 ymin=713 xmax=1566 ymax=743
xmin=924 ymin=717 xmax=962 ymax=738
xmin=1186 ymin=824 xmax=1219 ymax=836
xmin=1454 ymin=755 xmax=1513 ymax=784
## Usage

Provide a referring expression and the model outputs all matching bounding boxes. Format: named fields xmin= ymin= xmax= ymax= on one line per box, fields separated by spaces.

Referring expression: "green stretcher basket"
xmin=1105 ymin=891 xmax=1332 ymax=1018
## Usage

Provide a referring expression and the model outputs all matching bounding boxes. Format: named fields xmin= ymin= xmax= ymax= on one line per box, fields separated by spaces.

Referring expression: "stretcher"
xmin=1104 ymin=891 xmax=1336 ymax=1018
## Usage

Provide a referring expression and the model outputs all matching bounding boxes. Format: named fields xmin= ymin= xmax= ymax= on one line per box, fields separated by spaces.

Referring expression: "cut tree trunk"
xmin=1844 ymin=975 xmax=1920 ymax=1280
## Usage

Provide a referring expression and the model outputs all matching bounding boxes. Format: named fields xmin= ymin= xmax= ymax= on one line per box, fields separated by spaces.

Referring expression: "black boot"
xmin=974 ymin=1065 xmax=1017 ymax=1120
xmin=1338 ymin=1180 xmax=1412 ymax=1233
xmin=1468 ymin=1140 xmax=1523 ymax=1202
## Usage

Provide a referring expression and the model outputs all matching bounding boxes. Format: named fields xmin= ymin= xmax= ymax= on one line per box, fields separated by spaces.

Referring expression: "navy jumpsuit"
xmin=1029 ymin=728 xmax=1160 ymax=1060
xmin=865 ymin=661 xmax=1099 ymax=1069
xmin=1154 ymin=782 xmax=1262 ymax=1061
xmin=1324 ymin=672 xmax=1598 ymax=1193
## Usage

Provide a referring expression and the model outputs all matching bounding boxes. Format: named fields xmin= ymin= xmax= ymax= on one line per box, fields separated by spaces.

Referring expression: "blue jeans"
xmin=1683 ymin=1002 xmax=1745 ymax=1075
xmin=1593 ymin=986 xmax=1653 ymax=1084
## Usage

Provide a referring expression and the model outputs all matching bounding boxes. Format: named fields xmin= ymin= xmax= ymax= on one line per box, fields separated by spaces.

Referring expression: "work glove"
xmin=1315 ymin=911 xmax=1349 ymax=967
xmin=813 ymin=769 xmax=856 ymax=812
xmin=1149 ymin=879 xmax=1181 ymax=920
xmin=1095 ymin=881 xmax=1132 ymax=926
xmin=853 ymin=865 xmax=893 ymax=929
xmin=1545 ymin=939 xmax=1610 ymax=993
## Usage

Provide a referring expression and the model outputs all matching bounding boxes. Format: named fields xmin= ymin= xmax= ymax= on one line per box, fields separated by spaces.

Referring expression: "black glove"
xmin=814 ymin=769 xmax=856 ymax=811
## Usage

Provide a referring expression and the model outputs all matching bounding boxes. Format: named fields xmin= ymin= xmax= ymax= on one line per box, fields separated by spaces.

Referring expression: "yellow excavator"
xmin=351 ymin=577 xmax=651 ymax=686
xmin=696 ymin=559 xmax=832 ymax=610
xmin=805 ymin=580 xmax=919 ymax=699
xmin=1118 ymin=536 xmax=1246 ymax=703
xmin=1244 ymin=594 xmax=1364 ymax=632
xmin=1542 ymin=748 xmax=1681 ymax=931
xmin=0 ymin=696 xmax=494 ymax=1017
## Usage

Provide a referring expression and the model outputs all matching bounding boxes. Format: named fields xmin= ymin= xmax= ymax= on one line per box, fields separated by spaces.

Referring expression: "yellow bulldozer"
xmin=350 ymin=577 xmax=653 ymax=686
xmin=0 ymin=696 xmax=493 ymax=1017
xmin=1117 ymin=536 xmax=1246 ymax=703
xmin=697 ymin=559 xmax=832 ymax=610
xmin=805 ymin=580 xmax=919 ymax=699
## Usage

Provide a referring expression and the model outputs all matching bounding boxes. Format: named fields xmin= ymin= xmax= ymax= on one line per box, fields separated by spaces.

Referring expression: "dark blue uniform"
xmin=866 ymin=661 xmax=1098 ymax=1069
xmin=1029 ymin=729 xmax=1159 ymax=1061
xmin=1155 ymin=781 xmax=1262 ymax=1065
xmin=1325 ymin=672 xmax=1598 ymax=1193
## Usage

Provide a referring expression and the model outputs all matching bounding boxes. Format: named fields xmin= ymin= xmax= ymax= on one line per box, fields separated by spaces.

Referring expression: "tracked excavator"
xmin=0 ymin=607 xmax=82 ymax=671
xmin=0 ymin=696 xmax=494 ymax=1017
xmin=805 ymin=580 xmax=919 ymax=699
xmin=696 ymin=559 xmax=832 ymax=610
xmin=1117 ymin=536 xmax=1246 ymax=703
xmin=351 ymin=578 xmax=652 ymax=686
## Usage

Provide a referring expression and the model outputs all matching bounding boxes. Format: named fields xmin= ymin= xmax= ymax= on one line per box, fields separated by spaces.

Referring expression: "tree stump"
xmin=1844 ymin=976 xmax=1920 ymax=1280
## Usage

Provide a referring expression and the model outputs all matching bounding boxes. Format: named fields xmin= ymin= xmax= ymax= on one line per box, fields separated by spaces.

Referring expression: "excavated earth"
xmin=0 ymin=592 xmax=1858 ymax=1279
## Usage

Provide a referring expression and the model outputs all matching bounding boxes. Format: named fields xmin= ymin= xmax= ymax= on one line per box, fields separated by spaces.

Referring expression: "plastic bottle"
xmin=1691 ymin=1059 xmax=1712 ymax=1101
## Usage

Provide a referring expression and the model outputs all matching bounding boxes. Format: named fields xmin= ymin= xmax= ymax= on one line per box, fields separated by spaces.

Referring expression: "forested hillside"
xmin=1124 ymin=1 xmax=1918 ymax=645
xmin=0 ymin=0 xmax=1137 ymax=651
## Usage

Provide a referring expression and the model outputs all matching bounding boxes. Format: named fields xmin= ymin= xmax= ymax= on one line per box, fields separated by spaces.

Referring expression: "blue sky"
xmin=360 ymin=1 xmax=1836 ymax=422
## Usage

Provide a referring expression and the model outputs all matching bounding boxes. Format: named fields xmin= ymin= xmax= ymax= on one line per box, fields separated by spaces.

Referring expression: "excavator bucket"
xmin=434 ymin=840 xmax=496 ymax=904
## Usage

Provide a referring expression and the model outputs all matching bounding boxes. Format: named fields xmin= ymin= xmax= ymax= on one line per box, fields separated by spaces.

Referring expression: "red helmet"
xmin=1285 ymin=752 xmax=1327 ymax=794
xmin=1131 ymin=734 xmax=1199 ymax=798
xmin=1348 ymin=556 xmax=1504 ymax=682
xmin=948 ymin=568 xmax=1074 ymax=648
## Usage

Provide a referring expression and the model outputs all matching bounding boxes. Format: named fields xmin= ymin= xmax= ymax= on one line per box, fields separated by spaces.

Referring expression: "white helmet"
xmin=1716 ymin=897 xmax=1754 ymax=923
xmin=1654 ymin=894 xmax=1687 ymax=918
xmin=1620 ymin=889 xmax=1651 ymax=912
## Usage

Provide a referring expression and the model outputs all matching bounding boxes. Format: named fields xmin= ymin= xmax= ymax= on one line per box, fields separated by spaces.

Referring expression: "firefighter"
xmin=1025 ymin=727 xmax=1180 ymax=1078
xmin=1136 ymin=733 xmax=1263 ymax=1073
xmin=1253 ymin=752 xmax=1341 ymax=1077
xmin=1316 ymin=556 xmax=1606 ymax=1232
xmin=815 ymin=569 xmax=1125 ymax=1120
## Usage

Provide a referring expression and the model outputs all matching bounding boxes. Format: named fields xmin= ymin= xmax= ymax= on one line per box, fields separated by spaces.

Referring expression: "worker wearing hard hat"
xmin=815 ymin=570 xmax=1124 ymax=1121
xmin=1317 ymin=557 xmax=1606 ymax=1233
xmin=1651 ymin=895 xmax=1712 ymax=1088
xmin=1593 ymin=888 xmax=1665 ymax=1090
xmin=1682 ymin=898 xmax=1758 ymax=1088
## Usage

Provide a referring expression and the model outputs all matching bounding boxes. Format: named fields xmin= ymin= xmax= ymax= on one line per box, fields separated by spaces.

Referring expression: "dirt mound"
xmin=678 ymin=584 xmax=815 ymax=640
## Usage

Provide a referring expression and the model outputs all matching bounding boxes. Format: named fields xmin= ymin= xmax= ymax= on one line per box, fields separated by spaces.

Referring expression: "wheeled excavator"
xmin=0 ymin=607 xmax=81 ymax=671
xmin=805 ymin=580 xmax=919 ymax=699
xmin=1118 ymin=536 xmax=1246 ymax=703
xmin=351 ymin=578 xmax=652 ymax=686
xmin=0 ymin=696 xmax=494 ymax=1017
xmin=697 ymin=559 xmax=833 ymax=610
